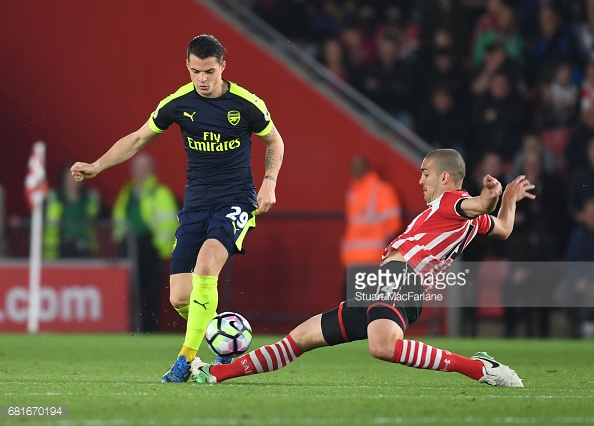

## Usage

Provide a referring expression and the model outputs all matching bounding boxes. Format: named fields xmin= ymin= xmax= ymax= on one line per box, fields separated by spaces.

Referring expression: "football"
xmin=205 ymin=311 xmax=253 ymax=357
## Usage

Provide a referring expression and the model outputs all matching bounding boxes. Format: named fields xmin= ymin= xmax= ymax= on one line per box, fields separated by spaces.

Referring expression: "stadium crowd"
xmin=250 ymin=0 xmax=594 ymax=338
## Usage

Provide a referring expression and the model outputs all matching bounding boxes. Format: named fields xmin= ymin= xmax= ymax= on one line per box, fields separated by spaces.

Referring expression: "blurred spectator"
xmin=340 ymin=156 xmax=402 ymax=268
xmin=433 ymin=25 xmax=456 ymax=51
xmin=470 ymin=39 xmax=524 ymax=99
xmin=375 ymin=4 xmax=420 ymax=61
xmin=564 ymin=102 xmax=594 ymax=170
xmin=359 ymin=33 xmax=414 ymax=124
xmin=309 ymin=0 xmax=344 ymax=42
xmin=470 ymin=70 xmax=527 ymax=167
xmin=561 ymin=198 xmax=594 ymax=339
xmin=472 ymin=0 xmax=526 ymax=67
xmin=113 ymin=153 xmax=179 ymax=333
xmin=534 ymin=60 xmax=579 ymax=130
xmin=418 ymin=0 xmax=473 ymax=56
xmin=340 ymin=18 xmax=375 ymax=72
xmin=526 ymin=4 xmax=583 ymax=90
xmin=415 ymin=84 xmax=469 ymax=156
xmin=411 ymin=28 xmax=469 ymax=115
xmin=346 ymin=3 xmax=379 ymax=43
xmin=511 ymin=132 xmax=557 ymax=176
xmin=574 ymin=0 xmax=594 ymax=62
xmin=518 ymin=150 xmax=569 ymax=257
xmin=43 ymin=163 xmax=105 ymax=260
xmin=567 ymin=137 xmax=594 ymax=223
xmin=471 ymin=0 xmax=504 ymax=46
xmin=316 ymin=37 xmax=358 ymax=84
xmin=502 ymin=151 xmax=567 ymax=337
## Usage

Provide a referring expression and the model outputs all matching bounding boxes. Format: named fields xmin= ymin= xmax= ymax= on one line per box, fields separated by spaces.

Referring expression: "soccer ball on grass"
xmin=205 ymin=312 xmax=253 ymax=357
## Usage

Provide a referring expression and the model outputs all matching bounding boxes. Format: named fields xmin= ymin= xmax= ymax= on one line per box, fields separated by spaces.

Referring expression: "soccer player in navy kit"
xmin=193 ymin=149 xmax=533 ymax=387
xmin=71 ymin=35 xmax=284 ymax=382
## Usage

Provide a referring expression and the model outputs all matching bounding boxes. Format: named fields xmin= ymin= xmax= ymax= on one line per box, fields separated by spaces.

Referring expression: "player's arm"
xmin=489 ymin=175 xmax=536 ymax=240
xmin=458 ymin=174 xmax=503 ymax=218
xmin=71 ymin=122 xmax=159 ymax=180
xmin=256 ymin=125 xmax=284 ymax=214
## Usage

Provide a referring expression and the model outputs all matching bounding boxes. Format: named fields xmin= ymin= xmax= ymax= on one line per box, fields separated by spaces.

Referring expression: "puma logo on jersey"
xmin=184 ymin=111 xmax=196 ymax=121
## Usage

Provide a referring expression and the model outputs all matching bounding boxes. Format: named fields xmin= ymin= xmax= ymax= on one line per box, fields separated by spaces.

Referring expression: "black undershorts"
xmin=320 ymin=261 xmax=423 ymax=345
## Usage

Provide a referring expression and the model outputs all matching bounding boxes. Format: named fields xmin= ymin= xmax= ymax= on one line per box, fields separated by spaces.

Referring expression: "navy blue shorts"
xmin=170 ymin=202 xmax=257 ymax=274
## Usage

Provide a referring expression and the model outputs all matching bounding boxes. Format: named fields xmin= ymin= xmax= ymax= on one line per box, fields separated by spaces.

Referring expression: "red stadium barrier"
xmin=0 ymin=261 xmax=130 ymax=332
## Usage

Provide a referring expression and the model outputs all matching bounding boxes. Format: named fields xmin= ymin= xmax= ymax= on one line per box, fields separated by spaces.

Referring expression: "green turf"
xmin=0 ymin=334 xmax=593 ymax=425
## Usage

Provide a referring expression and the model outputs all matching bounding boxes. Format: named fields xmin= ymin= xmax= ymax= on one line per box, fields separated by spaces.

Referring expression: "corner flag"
xmin=25 ymin=141 xmax=47 ymax=333
xmin=25 ymin=141 xmax=47 ymax=210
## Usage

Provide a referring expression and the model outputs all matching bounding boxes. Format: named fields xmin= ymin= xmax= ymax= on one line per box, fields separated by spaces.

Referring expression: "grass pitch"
xmin=1 ymin=334 xmax=593 ymax=425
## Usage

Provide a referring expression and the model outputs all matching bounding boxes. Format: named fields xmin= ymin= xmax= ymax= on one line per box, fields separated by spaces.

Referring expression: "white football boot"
xmin=472 ymin=351 xmax=524 ymax=387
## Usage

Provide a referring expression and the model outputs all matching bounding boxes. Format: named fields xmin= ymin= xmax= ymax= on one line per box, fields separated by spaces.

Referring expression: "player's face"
xmin=419 ymin=158 xmax=440 ymax=203
xmin=187 ymin=55 xmax=226 ymax=98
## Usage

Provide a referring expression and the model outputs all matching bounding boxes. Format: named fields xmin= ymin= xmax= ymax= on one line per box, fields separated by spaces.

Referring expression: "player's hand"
xmin=70 ymin=162 xmax=100 ymax=181
xmin=503 ymin=175 xmax=536 ymax=203
xmin=482 ymin=174 xmax=503 ymax=200
xmin=256 ymin=178 xmax=276 ymax=215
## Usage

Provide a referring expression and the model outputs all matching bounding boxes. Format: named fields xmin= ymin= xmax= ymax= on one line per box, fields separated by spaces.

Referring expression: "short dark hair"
xmin=187 ymin=34 xmax=226 ymax=63
xmin=425 ymin=149 xmax=466 ymax=184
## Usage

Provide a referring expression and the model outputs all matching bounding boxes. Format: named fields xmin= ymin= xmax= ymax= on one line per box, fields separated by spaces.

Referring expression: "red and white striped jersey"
xmin=383 ymin=190 xmax=494 ymax=275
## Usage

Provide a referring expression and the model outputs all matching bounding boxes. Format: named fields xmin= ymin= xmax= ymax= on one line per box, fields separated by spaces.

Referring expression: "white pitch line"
xmin=487 ymin=395 xmax=594 ymax=399
xmin=4 ymin=392 xmax=593 ymax=400
xmin=6 ymin=417 xmax=594 ymax=426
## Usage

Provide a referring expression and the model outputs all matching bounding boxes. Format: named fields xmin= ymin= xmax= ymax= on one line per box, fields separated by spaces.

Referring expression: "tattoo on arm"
xmin=265 ymin=149 xmax=275 ymax=171
xmin=265 ymin=127 xmax=278 ymax=138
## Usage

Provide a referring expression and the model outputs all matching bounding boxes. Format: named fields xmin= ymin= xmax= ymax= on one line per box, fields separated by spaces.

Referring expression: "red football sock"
xmin=392 ymin=339 xmax=484 ymax=380
xmin=210 ymin=335 xmax=303 ymax=382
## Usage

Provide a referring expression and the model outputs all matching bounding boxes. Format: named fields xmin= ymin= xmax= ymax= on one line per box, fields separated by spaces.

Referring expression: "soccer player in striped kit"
xmin=193 ymin=149 xmax=533 ymax=387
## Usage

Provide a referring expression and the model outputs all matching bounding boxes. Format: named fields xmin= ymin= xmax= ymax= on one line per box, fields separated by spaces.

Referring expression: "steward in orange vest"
xmin=340 ymin=157 xmax=403 ymax=266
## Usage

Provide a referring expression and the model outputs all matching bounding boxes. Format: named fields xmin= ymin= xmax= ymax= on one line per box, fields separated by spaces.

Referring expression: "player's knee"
xmin=367 ymin=338 xmax=395 ymax=361
xmin=193 ymin=264 xmax=216 ymax=276
xmin=367 ymin=318 xmax=404 ymax=361
xmin=194 ymin=257 xmax=225 ymax=276
xmin=169 ymin=294 xmax=189 ymax=308
xmin=169 ymin=273 xmax=192 ymax=307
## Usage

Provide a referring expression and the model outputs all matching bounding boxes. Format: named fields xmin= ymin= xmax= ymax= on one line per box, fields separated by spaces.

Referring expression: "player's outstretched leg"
xmin=389 ymin=339 xmax=523 ymax=387
xmin=192 ymin=335 xmax=302 ymax=383
xmin=192 ymin=314 xmax=328 ymax=384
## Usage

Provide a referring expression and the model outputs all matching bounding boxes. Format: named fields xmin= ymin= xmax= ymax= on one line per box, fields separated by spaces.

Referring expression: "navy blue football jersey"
xmin=148 ymin=80 xmax=274 ymax=208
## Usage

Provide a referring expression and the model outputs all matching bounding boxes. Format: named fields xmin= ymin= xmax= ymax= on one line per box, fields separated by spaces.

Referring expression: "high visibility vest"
xmin=340 ymin=171 xmax=402 ymax=265
xmin=112 ymin=174 xmax=179 ymax=260
xmin=43 ymin=188 xmax=101 ymax=259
